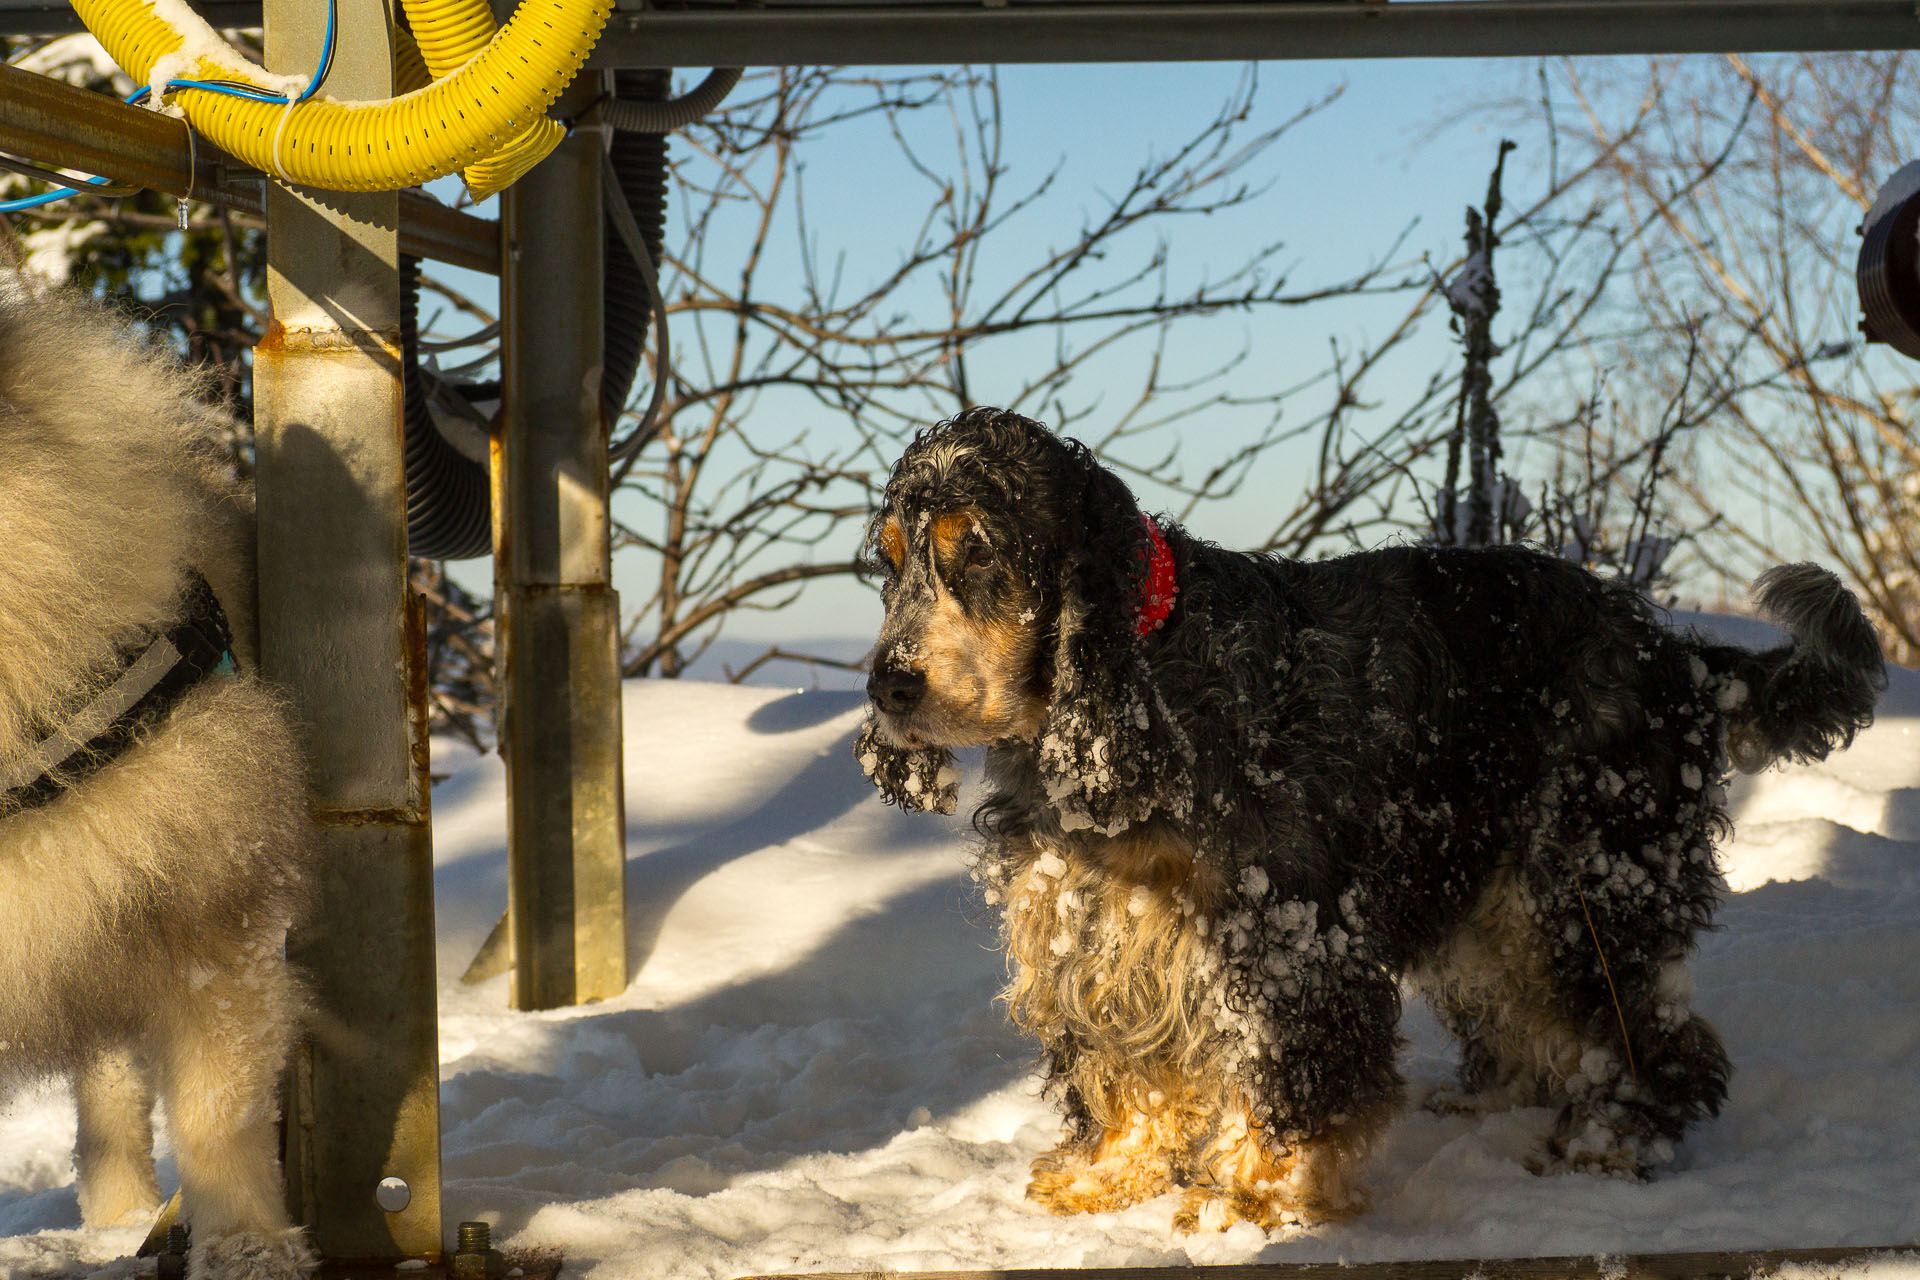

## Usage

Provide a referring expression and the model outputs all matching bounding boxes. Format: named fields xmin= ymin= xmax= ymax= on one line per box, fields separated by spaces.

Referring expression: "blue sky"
xmin=441 ymin=55 xmax=1615 ymax=647
xmin=721 ymin=56 xmax=1540 ymax=643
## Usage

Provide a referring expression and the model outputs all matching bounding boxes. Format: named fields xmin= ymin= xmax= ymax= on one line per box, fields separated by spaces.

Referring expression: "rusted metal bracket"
xmin=0 ymin=61 xmax=499 ymax=275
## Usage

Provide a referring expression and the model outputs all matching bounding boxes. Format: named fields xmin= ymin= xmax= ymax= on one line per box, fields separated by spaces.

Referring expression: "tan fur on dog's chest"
xmin=998 ymin=826 xmax=1233 ymax=1124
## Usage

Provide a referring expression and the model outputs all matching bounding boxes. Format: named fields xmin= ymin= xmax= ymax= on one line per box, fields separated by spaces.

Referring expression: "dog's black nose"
xmin=868 ymin=667 xmax=926 ymax=716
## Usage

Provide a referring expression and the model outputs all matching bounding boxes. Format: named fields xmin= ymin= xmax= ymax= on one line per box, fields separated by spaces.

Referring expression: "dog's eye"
xmin=875 ymin=519 xmax=906 ymax=576
xmin=964 ymin=539 xmax=994 ymax=572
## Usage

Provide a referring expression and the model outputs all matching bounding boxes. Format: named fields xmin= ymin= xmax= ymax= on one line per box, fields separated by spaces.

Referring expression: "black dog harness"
xmin=0 ymin=572 xmax=234 ymax=815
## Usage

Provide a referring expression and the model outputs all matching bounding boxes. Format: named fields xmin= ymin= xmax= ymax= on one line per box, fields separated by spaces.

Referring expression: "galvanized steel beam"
xmin=498 ymin=76 xmax=631 ymax=1012
xmin=0 ymin=62 xmax=498 ymax=273
xmin=585 ymin=0 xmax=1920 ymax=66
xmin=254 ymin=0 xmax=444 ymax=1264
xmin=8 ymin=0 xmax=1920 ymax=56
xmin=0 ymin=1 xmax=256 ymax=33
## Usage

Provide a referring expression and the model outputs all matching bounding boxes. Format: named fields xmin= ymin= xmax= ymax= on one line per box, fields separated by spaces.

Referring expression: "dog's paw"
xmin=1421 ymin=1085 xmax=1493 ymax=1117
xmin=1026 ymin=1147 xmax=1173 ymax=1216
xmin=1173 ymin=1188 xmax=1262 ymax=1233
xmin=1529 ymin=1118 xmax=1671 ymax=1180
xmin=1421 ymin=1077 xmax=1535 ymax=1117
xmin=80 ymin=1195 xmax=164 ymax=1230
xmin=75 ymin=1163 xmax=162 ymax=1228
xmin=187 ymin=1226 xmax=317 ymax=1280
xmin=1171 ymin=1182 xmax=1363 ymax=1234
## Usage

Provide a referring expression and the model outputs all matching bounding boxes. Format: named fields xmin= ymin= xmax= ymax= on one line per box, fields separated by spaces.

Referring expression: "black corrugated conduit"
xmin=401 ymin=253 xmax=494 ymax=560
xmin=399 ymin=67 xmax=738 ymax=558
xmin=602 ymin=67 xmax=742 ymax=135
xmin=601 ymin=67 xmax=673 ymax=434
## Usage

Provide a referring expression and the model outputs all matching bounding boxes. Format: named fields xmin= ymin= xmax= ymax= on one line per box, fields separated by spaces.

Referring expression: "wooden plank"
xmin=15 ymin=1249 xmax=563 ymax=1279
xmin=317 ymin=1248 xmax=564 ymax=1278
xmin=739 ymin=1245 xmax=1920 ymax=1280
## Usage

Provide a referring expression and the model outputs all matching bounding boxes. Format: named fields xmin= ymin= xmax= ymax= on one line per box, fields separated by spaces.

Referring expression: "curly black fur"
xmin=857 ymin=407 xmax=1886 ymax=1194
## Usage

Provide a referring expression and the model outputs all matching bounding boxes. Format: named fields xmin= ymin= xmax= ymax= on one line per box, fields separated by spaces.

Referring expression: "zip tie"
xmin=270 ymin=95 xmax=300 ymax=184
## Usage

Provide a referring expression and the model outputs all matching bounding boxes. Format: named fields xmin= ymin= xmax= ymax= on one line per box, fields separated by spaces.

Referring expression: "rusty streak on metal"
xmin=262 ymin=325 xmax=406 ymax=354
xmin=313 ymin=808 xmax=430 ymax=827
xmin=515 ymin=581 xmax=617 ymax=599
xmin=0 ymin=62 xmax=499 ymax=274
xmin=406 ymin=578 xmax=437 ymax=808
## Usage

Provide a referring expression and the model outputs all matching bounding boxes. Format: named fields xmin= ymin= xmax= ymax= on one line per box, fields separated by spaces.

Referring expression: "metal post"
xmin=499 ymin=75 xmax=630 ymax=1011
xmin=255 ymin=0 xmax=443 ymax=1261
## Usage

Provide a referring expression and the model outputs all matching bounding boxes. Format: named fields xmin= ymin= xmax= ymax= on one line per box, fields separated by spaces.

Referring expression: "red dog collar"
xmin=1137 ymin=514 xmax=1178 ymax=637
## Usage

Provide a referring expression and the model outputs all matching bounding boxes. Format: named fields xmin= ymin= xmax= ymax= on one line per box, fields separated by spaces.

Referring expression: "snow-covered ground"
xmin=4 ymin=629 xmax=1920 ymax=1278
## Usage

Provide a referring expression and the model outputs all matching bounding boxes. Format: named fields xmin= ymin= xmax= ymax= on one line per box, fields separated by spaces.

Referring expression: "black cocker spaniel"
xmin=857 ymin=407 xmax=1884 ymax=1231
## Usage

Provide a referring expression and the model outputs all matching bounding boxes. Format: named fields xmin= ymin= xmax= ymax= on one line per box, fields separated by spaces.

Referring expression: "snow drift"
xmin=4 ymin=645 xmax=1919 ymax=1278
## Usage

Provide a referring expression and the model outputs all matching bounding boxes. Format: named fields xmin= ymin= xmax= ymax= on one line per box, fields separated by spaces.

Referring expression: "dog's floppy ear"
xmin=855 ymin=717 xmax=960 ymax=815
xmin=1034 ymin=446 xmax=1193 ymax=832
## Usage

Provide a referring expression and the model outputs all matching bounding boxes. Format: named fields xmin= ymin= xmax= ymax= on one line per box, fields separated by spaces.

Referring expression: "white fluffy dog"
xmin=0 ymin=282 xmax=314 ymax=1278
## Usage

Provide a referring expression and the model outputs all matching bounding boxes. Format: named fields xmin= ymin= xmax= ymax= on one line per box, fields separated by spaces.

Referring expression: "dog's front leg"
xmin=74 ymin=1047 xmax=161 ymax=1228
xmin=156 ymin=955 xmax=314 ymax=1280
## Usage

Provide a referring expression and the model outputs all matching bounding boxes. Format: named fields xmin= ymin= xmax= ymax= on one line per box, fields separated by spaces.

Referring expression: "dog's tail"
xmin=1701 ymin=564 xmax=1886 ymax=773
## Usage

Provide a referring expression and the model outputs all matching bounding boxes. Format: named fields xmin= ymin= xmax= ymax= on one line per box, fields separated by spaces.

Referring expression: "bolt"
xmin=156 ymin=1225 xmax=190 ymax=1280
xmin=451 ymin=1220 xmax=506 ymax=1280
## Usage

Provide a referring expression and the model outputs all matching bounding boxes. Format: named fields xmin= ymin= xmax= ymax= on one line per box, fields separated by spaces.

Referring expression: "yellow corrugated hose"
xmin=70 ymin=0 xmax=602 ymax=193
xmin=396 ymin=0 xmax=565 ymax=197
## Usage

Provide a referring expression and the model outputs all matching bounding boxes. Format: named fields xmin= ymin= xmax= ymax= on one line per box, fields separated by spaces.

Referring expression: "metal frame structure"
xmin=587 ymin=0 xmax=1920 ymax=66
xmin=0 ymin=61 xmax=496 ymax=270
xmin=499 ymin=76 xmax=632 ymax=1012
xmin=254 ymin=0 xmax=444 ymax=1259
xmin=6 ymin=0 xmax=1920 ymax=56
xmin=1 ymin=0 xmax=1918 ymax=1271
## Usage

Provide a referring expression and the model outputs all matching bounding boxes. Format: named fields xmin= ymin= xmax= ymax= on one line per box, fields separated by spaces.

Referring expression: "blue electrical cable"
xmin=0 ymin=177 xmax=114 ymax=213
xmin=0 ymin=0 xmax=337 ymax=215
